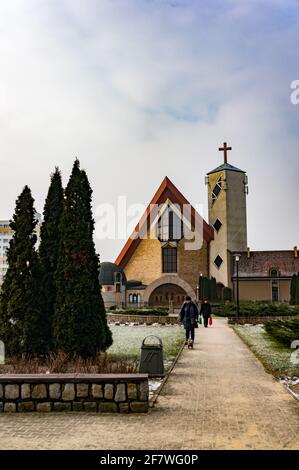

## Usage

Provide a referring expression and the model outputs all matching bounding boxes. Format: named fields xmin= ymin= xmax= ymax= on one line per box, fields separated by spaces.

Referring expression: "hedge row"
xmin=212 ymin=302 xmax=299 ymax=318
xmin=265 ymin=318 xmax=299 ymax=346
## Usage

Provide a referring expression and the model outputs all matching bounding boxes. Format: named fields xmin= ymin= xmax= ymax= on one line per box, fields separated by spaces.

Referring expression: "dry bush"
xmin=0 ymin=352 xmax=138 ymax=374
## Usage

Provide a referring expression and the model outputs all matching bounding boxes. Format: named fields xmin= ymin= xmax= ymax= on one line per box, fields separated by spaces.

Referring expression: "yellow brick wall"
xmin=124 ymin=235 xmax=162 ymax=286
xmin=178 ymin=239 xmax=209 ymax=290
xmin=124 ymin=229 xmax=209 ymax=290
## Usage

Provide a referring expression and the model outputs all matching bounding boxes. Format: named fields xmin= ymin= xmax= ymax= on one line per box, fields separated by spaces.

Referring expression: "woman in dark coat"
xmin=200 ymin=298 xmax=212 ymax=328
xmin=180 ymin=296 xmax=198 ymax=347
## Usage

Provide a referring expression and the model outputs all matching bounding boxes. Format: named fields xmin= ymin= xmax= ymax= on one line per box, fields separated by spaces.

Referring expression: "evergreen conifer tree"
xmin=296 ymin=274 xmax=299 ymax=306
xmin=39 ymin=168 xmax=64 ymax=350
xmin=53 ymin=160 xmax=112 ymax=357
xmin=0 ymin=187 xmax=45 ymax=356
xmin=290 ymin=275 xmax=297 ymax=305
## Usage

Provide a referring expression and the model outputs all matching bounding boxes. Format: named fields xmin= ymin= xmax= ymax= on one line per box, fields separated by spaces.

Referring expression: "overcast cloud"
xmin=0 ymin=0 xmax=298 ymax=261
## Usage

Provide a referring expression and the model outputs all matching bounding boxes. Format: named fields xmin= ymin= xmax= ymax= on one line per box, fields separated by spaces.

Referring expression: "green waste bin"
xmin=139 ymin=335 xmax=165 ymax=377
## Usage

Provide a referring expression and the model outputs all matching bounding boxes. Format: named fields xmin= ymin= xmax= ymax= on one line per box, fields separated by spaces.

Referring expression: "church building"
xmin=99 ymin=143 xmax=299 ymax=307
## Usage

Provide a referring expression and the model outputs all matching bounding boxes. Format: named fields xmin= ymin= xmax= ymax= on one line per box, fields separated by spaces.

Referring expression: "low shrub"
xmin=265 ymin=318 xmax=299 ymax=347
xmin=0 ymin=351 xmax=138 ymax=374
xmin=109 ymin=307 xmax=169 ymax=316
xmin=211 ymin=302 xmax=299 ymax=318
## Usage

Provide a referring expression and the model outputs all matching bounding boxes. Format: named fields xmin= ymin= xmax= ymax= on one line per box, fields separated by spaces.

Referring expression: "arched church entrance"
xmin=149 ymin=283 xmax=187 ymax=307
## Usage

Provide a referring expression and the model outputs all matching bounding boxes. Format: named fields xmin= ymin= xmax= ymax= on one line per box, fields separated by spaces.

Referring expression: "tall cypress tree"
xmin=39 ymin=168 xmax=64 ymax=350
xmin=290 ymin=275 xmax=297 ymax=305
xmin=296 ymin=275 xmax=299 ymax=306
xmin=0 ymin=187 xmax=44 ymax=356
xmin=53 ymin=160 xmax=112 ymax=358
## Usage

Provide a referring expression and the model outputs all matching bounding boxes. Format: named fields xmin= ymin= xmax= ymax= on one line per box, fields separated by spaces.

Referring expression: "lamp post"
xmin=199 ymin=273 xmax=203 ymax=301
xmin=234 ymin=254 xmax=240 ymax=319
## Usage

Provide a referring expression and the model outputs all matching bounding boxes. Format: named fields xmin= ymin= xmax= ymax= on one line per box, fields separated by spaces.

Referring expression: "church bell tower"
xmin=206 ymin=143 xmax=248 ymax=287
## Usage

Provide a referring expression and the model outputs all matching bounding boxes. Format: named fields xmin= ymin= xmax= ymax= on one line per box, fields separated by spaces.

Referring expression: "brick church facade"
xmin=99 ymin=144 xmax=298 ymax=307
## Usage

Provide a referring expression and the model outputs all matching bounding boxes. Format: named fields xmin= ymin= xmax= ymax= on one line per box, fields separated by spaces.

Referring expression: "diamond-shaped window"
xmin=213 ymin=219 xmax=222 ymax=232
xmin=212 ymin=177 xmax=222 ymax=203
xmin=214 ymin=255 xmax=223 ymax=268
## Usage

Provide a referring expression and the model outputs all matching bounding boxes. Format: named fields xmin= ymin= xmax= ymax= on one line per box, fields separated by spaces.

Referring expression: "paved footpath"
xmin=0 ymin=319 xmax=298 ymax=450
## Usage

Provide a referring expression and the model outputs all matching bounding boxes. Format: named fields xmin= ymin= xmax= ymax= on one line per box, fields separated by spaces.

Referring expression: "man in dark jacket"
xmin=200 ymin=298 xmax=212 ymax=328
xmin=180 ymin=296 xmax=199 ymax=346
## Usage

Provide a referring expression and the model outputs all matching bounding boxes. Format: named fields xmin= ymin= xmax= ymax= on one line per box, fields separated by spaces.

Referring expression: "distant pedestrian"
xmin=180 ymin=296 xmax=198 ymax=348
xmin=200 ymin=298 xmax=212 ymax=328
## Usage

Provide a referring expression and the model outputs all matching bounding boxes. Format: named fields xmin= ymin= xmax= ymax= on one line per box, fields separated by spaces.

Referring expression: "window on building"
xmin=270 ymin=269 xmax=279 ymax=302
xmin=162 ymin=247 xmax=177 ymax=273
xmin=157 ymin=207 xmax=183 ymax=242
xmin=270 ymin=269 xmax=278 ymax=277
xmin=272 ymin=283 xmax=279 ymax=302
xmin=214 ymin=255 xmax=223 ymax=269
xmin=114 ymin=272 xmax=122 ymax=293
xmin=213 ymin=218 xmax=222 ymax=232
xmin=212 ymin=177 xmax=222 ymax=203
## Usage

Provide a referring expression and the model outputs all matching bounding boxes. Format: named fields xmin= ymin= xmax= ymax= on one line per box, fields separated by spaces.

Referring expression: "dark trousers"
xmin=186 ymin=326 xmax=195 ymax=341
xmin=203 ymin=317 xmax=209 ymax=328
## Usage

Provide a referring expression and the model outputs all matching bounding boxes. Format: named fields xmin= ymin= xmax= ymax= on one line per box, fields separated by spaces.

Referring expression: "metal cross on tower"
xmin=218 ymin=142 xmax=232 ymax=164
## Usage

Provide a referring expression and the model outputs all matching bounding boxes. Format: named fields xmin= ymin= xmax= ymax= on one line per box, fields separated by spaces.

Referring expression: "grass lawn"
xmin=233 ymin=324 xmax=299 ymax=377
xmin=107 ymin=324 xmax=185 ymax=365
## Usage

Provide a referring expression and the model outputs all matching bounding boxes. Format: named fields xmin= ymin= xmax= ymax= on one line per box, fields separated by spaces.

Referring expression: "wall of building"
xmin=226 ymin=171 xmax=247 ymax=253
xmin=236 ymin=279 xmax=291 ymax=302
xmin=208 ymin=169 xmax=247 ymax=288
xmin=177 ymin=238 xmax=209 ymax=290
xmin=124 ymin=233 xmax=162 ymax=286
xmin=208 ymin=170 xmax=229 ymax=286
xmin=124 ymin=228 xmax=209 ymax=290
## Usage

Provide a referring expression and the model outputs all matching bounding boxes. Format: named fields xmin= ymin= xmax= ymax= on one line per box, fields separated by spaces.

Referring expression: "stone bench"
xmin=0 ymin=373 xmax=149 ymax=413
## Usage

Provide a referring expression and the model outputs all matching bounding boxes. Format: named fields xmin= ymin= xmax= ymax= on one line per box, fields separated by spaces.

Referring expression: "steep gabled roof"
xmin=115 ymin=176 xmax=214 ymax=269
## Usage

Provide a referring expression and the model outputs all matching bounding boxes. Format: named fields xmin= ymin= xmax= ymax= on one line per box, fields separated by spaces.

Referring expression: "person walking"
xmin=200 ymin=298 xmax=212 ymax=328
xmin=180 ymin=296 xmax=198 ymax=348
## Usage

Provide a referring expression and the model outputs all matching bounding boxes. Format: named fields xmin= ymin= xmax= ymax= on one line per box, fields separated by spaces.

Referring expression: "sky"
xmin=0 ymin=0 xmax=298 ymax=262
